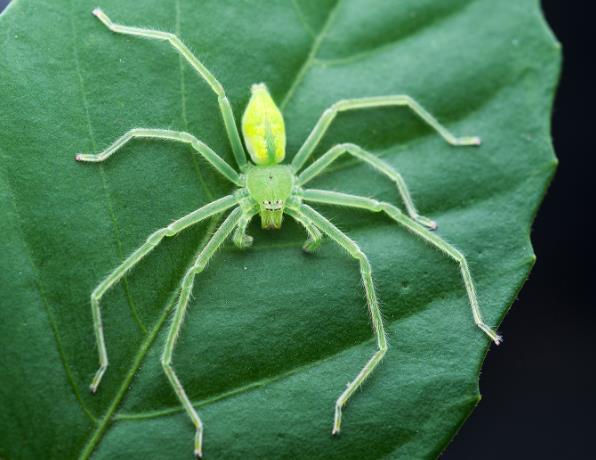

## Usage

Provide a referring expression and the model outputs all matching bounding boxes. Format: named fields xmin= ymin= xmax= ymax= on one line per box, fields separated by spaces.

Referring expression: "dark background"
xmin=443 ymin=1 xmax=595 ymax=458
xmin=0 ymin=1 xmax=592 ymax=458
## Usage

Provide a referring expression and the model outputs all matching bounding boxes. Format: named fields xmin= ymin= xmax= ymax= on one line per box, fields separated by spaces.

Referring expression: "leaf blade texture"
xmin=0 ymin=0 xmax=560 ymax=458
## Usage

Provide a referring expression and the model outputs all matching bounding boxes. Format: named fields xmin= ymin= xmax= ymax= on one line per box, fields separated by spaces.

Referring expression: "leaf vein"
xmin=112 ymin=252 xmax=524 ymax=423
xmin=69 ymin=1 xmax=147 ymax=335
xmin=290 ymin=0 xmax=316 ymax=38
xmin=176 ymin=0 xmax=214 ymax=202
xmin=114 ymin=344 xmax=348 ymax=421
xmin=313 ymin=0 xmax=475 ymax=68
xmin=280 ymin=0 xmax=342 ymax=110
xmin=0 ymin=148 xmax=97 ymax=425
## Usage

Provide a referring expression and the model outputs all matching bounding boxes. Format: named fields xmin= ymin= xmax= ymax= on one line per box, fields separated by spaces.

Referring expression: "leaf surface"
xmin=0 ymin=0 xmax=559 ymax=458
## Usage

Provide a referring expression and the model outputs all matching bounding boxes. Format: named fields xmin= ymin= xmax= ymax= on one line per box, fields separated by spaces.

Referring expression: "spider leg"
xmin=287 ymin=202 xmax=387 ymax=435
xmin=88 ymin=194 xmax=240 ymax=393
xmin=161 ymin=206 xmax=249 ymax=458
xmin=298 ymin=142 xmax=438 ymax=230
xmin=284 ymin=207 xmax=323 ymax=253
xmin=301 ymin=189 xmax=502 ymax=345
xmin=232 ymin=211 xmax=255 ymax=249
xmin=92 ymin=8 xmax=247 ymax=170
xmin=76 ymin=128 xmax=242 ymax=186
xmin=292 ymin=95 xmax=480 ymax=172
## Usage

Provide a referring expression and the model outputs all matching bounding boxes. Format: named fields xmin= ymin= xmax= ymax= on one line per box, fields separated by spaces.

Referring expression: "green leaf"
xmin=0 ymin=0 xmax=560 ymax=458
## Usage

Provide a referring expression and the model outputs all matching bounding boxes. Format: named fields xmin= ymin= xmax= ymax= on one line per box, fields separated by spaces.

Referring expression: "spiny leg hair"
xmin=76 ymin=128 xmax=242 ymax=185
xmin=298 ymin=142 xmax=438 ymax=230
xmin=292 ymin=95 xmax=481 ymax=172
xmin=87 ymin=194 xmax=241 ymax=393
xmin=92 ymin=8 xmax=247 ymax=170
xmin=77 ymin=8 xmax=493 ymax=454
xmin=301 ymin=188 xmax=502 ymax=345
xmin=286 ymin=203 xmax=388 ymax=435
xmin=161 ymin=206 xmax=255 ymax=458
xmin=284 ymin=206 xmax=323 ymax=253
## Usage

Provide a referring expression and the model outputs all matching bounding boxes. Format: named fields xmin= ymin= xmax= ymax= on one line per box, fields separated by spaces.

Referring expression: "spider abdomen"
xmin=242 ymin=83 xmax=286 ymax=166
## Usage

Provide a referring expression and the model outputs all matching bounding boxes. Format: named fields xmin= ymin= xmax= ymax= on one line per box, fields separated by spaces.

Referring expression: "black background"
xmin=0 ymin=1 xmax=592 ymax=458
xmin=444 ymin=2 xmax=595 ymax=458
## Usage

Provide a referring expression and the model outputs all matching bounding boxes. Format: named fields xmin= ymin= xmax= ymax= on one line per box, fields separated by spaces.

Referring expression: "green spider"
xmin=77 ymin=8 xmax=502 ymax=458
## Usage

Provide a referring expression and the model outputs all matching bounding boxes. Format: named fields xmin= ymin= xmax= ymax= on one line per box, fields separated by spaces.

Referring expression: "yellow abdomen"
xmin=242 ymin=83 xmax=286 ymax=165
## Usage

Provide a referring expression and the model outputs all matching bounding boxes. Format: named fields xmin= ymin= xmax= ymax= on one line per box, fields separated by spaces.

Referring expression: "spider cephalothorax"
xmin=77 ymin=8 xmax=500 ymax=458
xmin=245 ymin=163 xmax=293 ymax=229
